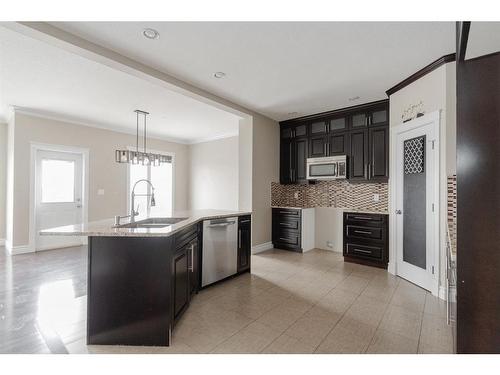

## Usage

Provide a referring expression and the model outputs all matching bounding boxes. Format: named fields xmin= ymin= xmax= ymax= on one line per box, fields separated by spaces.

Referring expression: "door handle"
xmin=395 ymin=210 xmax=402 ymax=215
xmin=76 ymin=205 xmax=82 ymax=208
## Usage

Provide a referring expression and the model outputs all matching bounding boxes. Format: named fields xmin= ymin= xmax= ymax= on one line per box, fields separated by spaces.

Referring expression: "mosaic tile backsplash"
xmin=271 ymin=180 xmax=388 ymax=212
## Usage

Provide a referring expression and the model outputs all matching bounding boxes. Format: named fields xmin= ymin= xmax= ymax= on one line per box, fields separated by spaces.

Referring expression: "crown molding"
xmin=386 ymin=53 xmax=456 ymax=96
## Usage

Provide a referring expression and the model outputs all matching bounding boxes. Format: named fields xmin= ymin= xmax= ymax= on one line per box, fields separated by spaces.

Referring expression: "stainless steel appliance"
xmin=306 ymin=155 xmax=347 ymax=180
xmin=202 ymin=217 xmax=238 ymax=287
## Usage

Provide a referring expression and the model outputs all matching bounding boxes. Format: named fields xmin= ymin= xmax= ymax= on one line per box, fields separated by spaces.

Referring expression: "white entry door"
xmin=35 ymin=150 xmax=84 ymax=251
xmin=393 ymin=113 xmax=439 ymax=294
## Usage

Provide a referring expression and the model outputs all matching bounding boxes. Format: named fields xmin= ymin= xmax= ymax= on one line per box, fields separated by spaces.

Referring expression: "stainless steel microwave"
xmin=306 ymin=155 xmax=347 ymax=180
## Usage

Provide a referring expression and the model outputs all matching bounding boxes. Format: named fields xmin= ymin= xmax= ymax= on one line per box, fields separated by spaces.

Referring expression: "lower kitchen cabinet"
xmin=172 ymin=246 xmax=190 ymax=321
xmin=272 ymin=208 xmax=315 ymax=252
xmin=343 ymin=212 xmax=388 ymax=268
xmin=237 ymin=215 xmax=252 ymax=273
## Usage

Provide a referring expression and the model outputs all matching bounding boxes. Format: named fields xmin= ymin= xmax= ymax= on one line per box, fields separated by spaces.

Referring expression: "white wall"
xmin=0 ymin=123 xmax=7 ymax=243
xmin=188 ymin=136 xmax=239 ymax=211
xmin=6 ymin=112 xmax=190 ymax=250
xmin=389 ymin=61 xmax=456 ymax=297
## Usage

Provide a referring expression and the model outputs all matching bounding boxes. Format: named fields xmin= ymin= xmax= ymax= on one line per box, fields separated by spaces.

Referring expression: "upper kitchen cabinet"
xmin=279 ymin=99 xmax=389 ymax=184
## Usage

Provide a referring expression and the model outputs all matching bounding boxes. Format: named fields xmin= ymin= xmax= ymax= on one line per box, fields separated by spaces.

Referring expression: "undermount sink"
xmin=116 ymin=217 xmax=188 ymax=229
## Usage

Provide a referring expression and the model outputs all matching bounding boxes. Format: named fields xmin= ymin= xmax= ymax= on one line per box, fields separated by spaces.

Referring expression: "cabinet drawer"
xmin=346 ymin=225 xmax=383 ymax=241
xmin=345 ymin=213 xmax=385 ymax=224
xmin=275 ymin=230 xmax=300 ymax=247
xmin=274 ymin=208 xmax=301 ymax=218
xmin=345 ymin=242 xmax=383 ymax=260
xmin=277 ymin=218 xmax=300 ymax=231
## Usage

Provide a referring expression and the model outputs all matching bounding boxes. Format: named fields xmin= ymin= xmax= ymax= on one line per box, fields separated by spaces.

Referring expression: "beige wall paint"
xmin=389 ymin=61 xmax=457 ymax=296
xmin=188 ymin=136 xmax=239 ymax=211
xmin=251 ymin=113 xmax=280 ymax=246
xmin=0 ymin=123 xmax=7 ymax=241
xmin=9 ymin=112 xmax=190 ymax=247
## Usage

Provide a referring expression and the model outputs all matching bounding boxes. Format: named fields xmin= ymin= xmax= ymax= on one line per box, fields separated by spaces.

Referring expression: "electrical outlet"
xmin=294 ymin=191 xmax=299 ymax=199
xmin=326 ymin=241 xmax=333 ymax=248
xmin=373 ymin=193 xmax=380 ymax=202
xmin=97 ymin=189 xmax=105 ymax=196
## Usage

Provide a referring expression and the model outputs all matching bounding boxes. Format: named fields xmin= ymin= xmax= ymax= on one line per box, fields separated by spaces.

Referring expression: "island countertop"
xmin=40 ymin=209 xmax=252 ymax=238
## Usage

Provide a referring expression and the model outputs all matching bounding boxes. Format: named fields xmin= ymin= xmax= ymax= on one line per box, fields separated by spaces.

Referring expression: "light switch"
xmin=373 ymin=193 xmax=380 ymax=202
xmin=97 ymin=189 xmax=105 ymax=196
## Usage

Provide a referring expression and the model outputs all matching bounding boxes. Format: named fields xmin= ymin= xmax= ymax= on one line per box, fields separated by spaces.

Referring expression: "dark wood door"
xmin=173 ymin=247 xmax=189 ymax=321
xmin=329 ymin=132 xmax=349 ymax=156
xmin=187 ymin=238 xmax=198 ymax=295
xmin=349 ymin=129 xmax=368 ymax=180
xmin=294 ymin=137 xmax=308 ymax=183
xmin=368 ymin=126 xmax=389 ymax=180
xmin=457 ymin=51 xmax=500 ymax=353
xmin=309 ymin=135 xmax=328 ymax=158
xmin=237 ymin=216 xmax=251 ymax=273
xmin=280 ymin=139 xmax=293 ymax=184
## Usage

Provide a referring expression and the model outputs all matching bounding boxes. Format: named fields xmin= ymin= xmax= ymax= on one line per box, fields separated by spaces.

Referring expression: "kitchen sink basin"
xmin=116 ymin=217 xmax=188 ymax=229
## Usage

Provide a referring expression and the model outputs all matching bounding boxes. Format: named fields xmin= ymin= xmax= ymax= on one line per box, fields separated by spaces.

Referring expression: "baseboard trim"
xmin=252 ymin=241 xmax=273 ymax=254
xmin=5 ymin=241 xmax=34 ymax=255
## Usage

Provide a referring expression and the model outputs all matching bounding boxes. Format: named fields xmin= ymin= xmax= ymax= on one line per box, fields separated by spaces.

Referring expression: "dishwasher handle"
xmin=207 ymin=221 xmax=236 ymax=228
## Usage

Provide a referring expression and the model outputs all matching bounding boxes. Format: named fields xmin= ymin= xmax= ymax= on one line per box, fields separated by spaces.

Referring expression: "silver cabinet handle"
xmin=279 ymin=222 xmax=292 ymax=226
xmin=188 ymin=244 xmax=194 ymax=272
xmin=354 ymin=230 xmax=372 ymax=235
xmin=240 ymin=219 xmax=250 ymax=224
xmin=353 ymin=216 xmax=372 ymax=220
xmin=353 ymin=248 xmax=372 ymax=254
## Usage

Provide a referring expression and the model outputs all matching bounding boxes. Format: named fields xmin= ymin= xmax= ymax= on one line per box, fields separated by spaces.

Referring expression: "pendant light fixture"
xmin=115 ymin=110 xmax=171 ymax=166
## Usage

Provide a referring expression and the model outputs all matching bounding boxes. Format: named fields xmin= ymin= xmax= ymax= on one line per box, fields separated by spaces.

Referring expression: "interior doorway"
xmin=390 ymin=111 xmax=440 ymax=295
xmin=31 ymin=144 xmax=88 ymax=251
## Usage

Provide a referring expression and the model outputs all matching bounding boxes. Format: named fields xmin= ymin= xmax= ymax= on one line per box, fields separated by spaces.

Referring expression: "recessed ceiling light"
xmin=143 ymin=28 xmax=160 ymax=40
xmin=348 ymin=96 xmax=360 ymax=102
xmin=213 ymin=72 xmax=226 ymax=79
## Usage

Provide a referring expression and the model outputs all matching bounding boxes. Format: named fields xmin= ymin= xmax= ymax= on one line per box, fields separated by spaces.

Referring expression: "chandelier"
xmin=115 ymin=110 xmax=171 ymax=166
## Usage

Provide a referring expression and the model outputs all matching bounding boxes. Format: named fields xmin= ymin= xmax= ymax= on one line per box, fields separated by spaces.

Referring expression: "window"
xmin=41 ymin=159 xmax=75 ymax=203
xmin=128 ymin=156 xmax=173 ymax=217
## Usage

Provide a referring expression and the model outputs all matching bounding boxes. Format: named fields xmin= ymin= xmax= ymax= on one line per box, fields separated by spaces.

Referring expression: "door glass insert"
xmin=330 ymin=117 xmax=346 ymax=131
xmin=310 ymin=121 xmax=327 ymax=134
xmin=41 ymin=159 xmax=75 ymax=203
xmin=403 ymin=135 xmax=426 ymax=269
xmin=371 ymin=109 xmax=388 ymax=125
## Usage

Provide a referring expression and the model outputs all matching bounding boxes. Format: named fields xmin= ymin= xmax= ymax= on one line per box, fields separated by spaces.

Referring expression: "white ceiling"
xmin=50 ymin=22 xmax=456 ymax=121
xmin=0 ymin=26 xmax=241 ymax=144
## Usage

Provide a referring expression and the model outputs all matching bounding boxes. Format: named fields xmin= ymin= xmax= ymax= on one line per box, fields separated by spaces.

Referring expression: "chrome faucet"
xmin=130 ymin=179 xmax=156 ymax=222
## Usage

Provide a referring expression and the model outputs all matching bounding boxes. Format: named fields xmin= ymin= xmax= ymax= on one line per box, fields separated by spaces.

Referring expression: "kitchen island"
xmin=41 ymin=210 xmax=252 ymax=347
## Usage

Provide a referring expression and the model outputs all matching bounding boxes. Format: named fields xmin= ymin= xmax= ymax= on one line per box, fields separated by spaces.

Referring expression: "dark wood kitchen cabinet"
xmin=187 ymin=237 xmax=199 ymax=296
xmin=237 ymin=216 xmax=251 ymax=273
xmin=172 ymin=246 xmax=190 ymax=322
xmin=279 ymin=99 xmax=389 ymax=184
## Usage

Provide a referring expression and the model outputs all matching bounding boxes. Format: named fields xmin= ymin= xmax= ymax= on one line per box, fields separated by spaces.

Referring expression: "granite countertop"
xmin=271 ymin=206 xmax=388 ymax=215
xmin=40 ymin=209 xmax=251 ymax=238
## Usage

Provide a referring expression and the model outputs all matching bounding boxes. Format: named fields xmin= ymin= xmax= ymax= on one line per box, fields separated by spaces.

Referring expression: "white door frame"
xmin=388 ymin=110 xmax=441 ymax=296
xmin=29 ymin=142 xmax=90 ymax=252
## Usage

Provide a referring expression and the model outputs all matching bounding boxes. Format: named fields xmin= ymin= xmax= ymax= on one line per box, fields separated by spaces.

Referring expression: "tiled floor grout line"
xmin=362 ymin=282 xmax=399 ymax=353
xmin=416 ymin=293 xmax=428 ymax=353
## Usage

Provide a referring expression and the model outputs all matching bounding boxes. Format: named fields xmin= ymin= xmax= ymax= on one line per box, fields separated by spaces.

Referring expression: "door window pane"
xmin=41 ymin=159 xmax=75 ymax=203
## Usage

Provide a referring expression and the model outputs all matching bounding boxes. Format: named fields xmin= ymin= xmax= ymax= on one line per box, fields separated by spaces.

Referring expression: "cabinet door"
xmin=351 ymin=112 xmax=369 ymax=128
xmin=173 ymin=248 xmax=189 ymax=320
xmin=368 ymin=126 xmax=389 ymax=180
xmin=238 ymin=217 xmax=251 ymax=273
xmin=187 ymin=238 xmax=199 ymax=295
xmin=293 ymin=124 xmax=307 ymax=138
xmin=329 ymin=116 xmax=348 ymax=132
xmin=369 ymin=108 xmax=389 ymax=127
xmin=309 ymin=135 xmax=328 ymax=158
xmin=309 ymin=120 xmax=328 ymax=135
xmin=280 ymin=139 xmax=293 ymax=184
xmin=350 ymin=130 xmax=368 ymax=180
xmin=294 ymin=138 xmax=308 ymax=183
xmin=281 ymin=127 xmax=293 ymax=139
xmin=329 ymin=132 xmax=349 ymax=156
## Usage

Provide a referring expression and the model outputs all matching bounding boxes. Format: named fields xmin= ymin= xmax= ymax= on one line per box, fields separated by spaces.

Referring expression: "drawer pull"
xmin=279 ymin=237 xmax=292 ymax=241
xmin=353 ymin=216 xmax=372 ymax=220
xmin=354 ymin=230 xmax=372 ymax=235
xmin=280 ymin=210 xmax=298 ymax=215
xmin=280 ymin=222 xmax=292 ymax=226
xmin=353 ymin=248 xmax=372 ymax=254
xmin=240 ymin=219 xmax=250 ymax=223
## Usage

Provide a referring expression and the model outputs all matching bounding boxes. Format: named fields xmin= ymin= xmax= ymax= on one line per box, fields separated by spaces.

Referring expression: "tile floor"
xmin=0 ymin=246 xmax=453 ymax=354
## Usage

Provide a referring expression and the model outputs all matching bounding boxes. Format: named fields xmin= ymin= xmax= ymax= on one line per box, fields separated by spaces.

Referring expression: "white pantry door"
xmin=35 ymin=150 xmax=84 ymax=251
xmin=394 ymin=114 xmax=439 ymax=294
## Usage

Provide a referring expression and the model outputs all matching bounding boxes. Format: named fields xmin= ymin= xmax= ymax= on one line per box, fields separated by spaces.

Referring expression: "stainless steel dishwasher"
xmin=202 ymin=217 xmax=238 ymax=287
